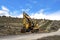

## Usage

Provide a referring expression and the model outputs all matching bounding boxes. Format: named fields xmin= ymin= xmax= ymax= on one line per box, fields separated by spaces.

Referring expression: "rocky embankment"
xmin=0 ymin=16 xmax=60 ymax=35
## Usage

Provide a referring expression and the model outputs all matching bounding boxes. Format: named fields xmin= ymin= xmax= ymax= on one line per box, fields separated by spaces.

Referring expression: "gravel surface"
xmin=0 ymin=29 xmax=60 ymax=40
xmin=37 ymin=35 xmax=60 ymax=40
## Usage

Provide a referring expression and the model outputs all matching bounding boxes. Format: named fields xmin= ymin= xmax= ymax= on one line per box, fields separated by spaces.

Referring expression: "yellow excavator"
xmin=21 ymin=12 xmax=39 ymax=33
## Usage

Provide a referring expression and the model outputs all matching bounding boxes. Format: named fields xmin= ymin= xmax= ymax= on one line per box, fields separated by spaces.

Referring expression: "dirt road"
xmin=0 ymin=29 xmax=60 ymax=40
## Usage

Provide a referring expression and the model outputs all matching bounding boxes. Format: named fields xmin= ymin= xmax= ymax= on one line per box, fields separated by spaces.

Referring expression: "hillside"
xmin=0 ymin=16 xmax=60 ymax=35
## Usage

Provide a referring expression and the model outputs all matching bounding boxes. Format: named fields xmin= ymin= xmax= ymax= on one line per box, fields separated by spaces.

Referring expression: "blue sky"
xmin=0 ymin=0 xmax=60 ymax=20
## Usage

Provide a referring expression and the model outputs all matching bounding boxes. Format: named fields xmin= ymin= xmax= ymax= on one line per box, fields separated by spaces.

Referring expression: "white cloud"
xmin=30 ymin=9 xmax=60 ymax=20
xmin=30 ymin=9 xmax=46 ymax=19
xmin=0 ymin=6 xmax=20 ymax=17
xmin=21 ymin=8 xmax=30 ymax=12
xmin=2 ymin=6 xmax=9 ymax=11
xmin=17 ymin=14 xmax=23 ymax=18
xmin=0 ymin=6 xmax=60 ymax=20
xmin=0 ymin=6 xmax=23 ymax=17
xmin=0 ymin=6 xmax=10 ymax=16
xmin=45 ymin=11 xmax=60 ymax=20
